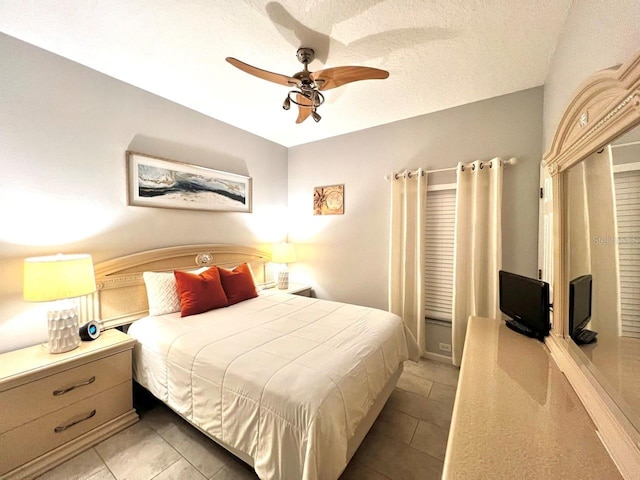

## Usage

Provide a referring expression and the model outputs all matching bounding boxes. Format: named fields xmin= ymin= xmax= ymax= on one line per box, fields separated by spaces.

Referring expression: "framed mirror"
xmin=543 ymin=50 xmax=640 ymax=476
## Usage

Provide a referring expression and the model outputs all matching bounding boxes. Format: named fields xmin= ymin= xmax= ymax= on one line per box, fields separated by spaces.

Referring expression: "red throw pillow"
xmin=218 ymin=263 xmax=258 ymax=305
xmin=174 ymin=267 xmax=228 ymax=317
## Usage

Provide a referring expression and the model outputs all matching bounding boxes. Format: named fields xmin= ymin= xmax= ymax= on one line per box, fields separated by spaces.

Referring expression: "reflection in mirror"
xmin=565 ymin=124 xmax=640 ymax=432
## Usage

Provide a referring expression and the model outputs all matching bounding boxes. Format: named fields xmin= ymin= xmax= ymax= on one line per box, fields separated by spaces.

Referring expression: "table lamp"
xmin=272 ymin=243 xmax=296 ymax=289
xmin=24 ymin=254 xmax=97 ymax=354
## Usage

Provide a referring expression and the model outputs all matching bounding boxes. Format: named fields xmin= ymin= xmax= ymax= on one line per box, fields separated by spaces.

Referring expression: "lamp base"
xmin=47 ymin=303 xmax=80 ymax=354
xmin=277 ymin=271 xmax=290 ymax=290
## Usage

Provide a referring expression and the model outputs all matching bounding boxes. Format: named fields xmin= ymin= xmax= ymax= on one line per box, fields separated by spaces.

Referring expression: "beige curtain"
xmin=583 ymin=149 xmax=619 ymax=338
xmin=389 ymin=169 xmax=427 ymax=355
xmin=452 ymin=159 xmax=503 ymax=366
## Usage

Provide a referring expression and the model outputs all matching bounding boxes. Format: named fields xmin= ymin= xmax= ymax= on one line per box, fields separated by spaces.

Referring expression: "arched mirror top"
xmin=544 ymin=51 xmax=640 ymax=172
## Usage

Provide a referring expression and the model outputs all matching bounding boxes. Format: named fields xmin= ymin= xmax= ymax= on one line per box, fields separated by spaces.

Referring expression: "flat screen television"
xmin=499 ymin=270 xmax=550 ymax=340
xmin=569 ymin=274 xmax=593 ymax=340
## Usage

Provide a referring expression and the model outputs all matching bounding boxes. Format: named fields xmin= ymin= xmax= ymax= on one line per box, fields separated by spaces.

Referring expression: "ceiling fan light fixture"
xmin=312 ymin=90 xmax=325 ymax=108
xmin=226 ymin=48 xmax=388 ymax=124
xmin=298 ymin=90 xmax=314 ymax=107
xmin=288 ymin=90 xmax=322 ymax=109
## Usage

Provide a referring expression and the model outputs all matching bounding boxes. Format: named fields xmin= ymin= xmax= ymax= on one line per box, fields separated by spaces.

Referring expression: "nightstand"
xmin=0 ymin=329 xmax=138 ymax=479
xmin=280 ymin=283 xmax=312 ymax=297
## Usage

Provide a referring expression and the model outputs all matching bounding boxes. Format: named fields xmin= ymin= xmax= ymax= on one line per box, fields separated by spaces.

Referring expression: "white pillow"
xmin=142 ymin=271 xmax=181 ymax=316
xmin=142 ymin=267 xmax=209 ymax=316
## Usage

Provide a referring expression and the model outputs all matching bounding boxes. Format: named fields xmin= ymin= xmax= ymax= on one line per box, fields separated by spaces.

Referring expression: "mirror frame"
xmin=543 ymin=50 xmax=640 ymax=477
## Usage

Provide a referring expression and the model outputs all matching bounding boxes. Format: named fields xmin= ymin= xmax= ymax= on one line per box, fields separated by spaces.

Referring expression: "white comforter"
xmin=128 ymin=290 xmax=420 ymax=480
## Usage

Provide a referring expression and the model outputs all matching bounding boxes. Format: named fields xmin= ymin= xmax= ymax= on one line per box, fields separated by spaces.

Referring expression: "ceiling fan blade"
xmin=296 ymin=94 xmax=313 ymax=124
xmin=311 ymin=66 xmax=389 ymax=91
xmin=226 ymin=57 xmax=299 ymax=87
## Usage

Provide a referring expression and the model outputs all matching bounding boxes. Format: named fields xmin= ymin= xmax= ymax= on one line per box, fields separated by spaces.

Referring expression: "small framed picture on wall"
xmin=314 ymin=184 xmax=344 ymax=215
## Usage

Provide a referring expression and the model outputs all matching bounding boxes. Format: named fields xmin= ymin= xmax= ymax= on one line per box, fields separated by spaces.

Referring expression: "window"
xmin=424 ymin=185 xmax=456 ymax=322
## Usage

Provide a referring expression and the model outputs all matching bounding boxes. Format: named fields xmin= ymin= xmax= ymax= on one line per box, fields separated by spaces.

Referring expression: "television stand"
xmin=505 ymin=319 xmax=542 ymax=340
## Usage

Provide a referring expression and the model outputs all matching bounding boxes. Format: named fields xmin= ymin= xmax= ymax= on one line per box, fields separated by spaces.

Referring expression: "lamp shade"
xmin=272 ymin=243 xmax=296 ymax=264
xmin=24 ymin=254 xmax=96 ymax=302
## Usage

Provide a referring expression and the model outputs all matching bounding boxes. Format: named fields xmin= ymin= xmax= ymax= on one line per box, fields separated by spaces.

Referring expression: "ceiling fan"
xmin=225 ymin=48 xmax=389 ymax=123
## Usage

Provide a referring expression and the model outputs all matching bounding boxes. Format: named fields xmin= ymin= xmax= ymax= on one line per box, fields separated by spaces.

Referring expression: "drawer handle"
xmin=53 ymin=376 xmax=96 ymax=396
xmin=54 ymin=409 xmax=96 ymax=433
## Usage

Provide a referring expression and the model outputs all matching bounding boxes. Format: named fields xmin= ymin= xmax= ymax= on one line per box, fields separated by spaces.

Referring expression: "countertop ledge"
xmin=443 ymin=316 xmax=622 ymax=479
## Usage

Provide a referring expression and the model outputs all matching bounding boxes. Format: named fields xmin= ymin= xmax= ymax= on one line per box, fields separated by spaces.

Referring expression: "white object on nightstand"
xmin=0 ymin=329 xmax=139 ymax=479
xmin=272 ymin=243 xmax=297 ymax=289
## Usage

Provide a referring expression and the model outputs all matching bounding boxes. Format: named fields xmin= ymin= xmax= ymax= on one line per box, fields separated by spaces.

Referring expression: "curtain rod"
xmin=384 ymin=157 xmax=517 ymax=180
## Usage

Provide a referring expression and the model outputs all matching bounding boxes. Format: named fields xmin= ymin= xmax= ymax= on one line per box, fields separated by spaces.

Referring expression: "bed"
xmin=89 ymin=245 xmax=420 ymax=480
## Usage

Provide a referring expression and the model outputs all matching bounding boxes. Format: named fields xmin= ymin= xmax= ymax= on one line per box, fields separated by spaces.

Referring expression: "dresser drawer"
xmin=0 ymin=380 xmax=132 ymax=475
xmin=0 ymin=350 xmax=131 ymax=434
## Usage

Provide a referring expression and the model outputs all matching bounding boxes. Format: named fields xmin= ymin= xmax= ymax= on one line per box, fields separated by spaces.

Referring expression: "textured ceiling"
xmin=0 ymin=0 xmax=573 ymax=147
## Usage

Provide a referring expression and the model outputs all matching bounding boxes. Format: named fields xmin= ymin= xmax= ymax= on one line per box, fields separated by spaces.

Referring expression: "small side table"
xmin=273 ymin=283 xmax=312 ymax=297
xmin=0 ymin=329 xmax=138 ymax=479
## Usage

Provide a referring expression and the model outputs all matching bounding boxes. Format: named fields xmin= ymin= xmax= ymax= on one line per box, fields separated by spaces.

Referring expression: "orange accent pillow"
xmin=174 ymin=267 xmax=228 ymax=317
xmin=218 ymin=263 xmax=258 ymax=305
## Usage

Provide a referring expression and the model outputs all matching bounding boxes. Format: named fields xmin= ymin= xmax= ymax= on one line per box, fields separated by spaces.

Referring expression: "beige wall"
xmin=0 ymin=34 xmax=288 ymax=352
xmin=287 ymin=88 xmax=544 ymax=311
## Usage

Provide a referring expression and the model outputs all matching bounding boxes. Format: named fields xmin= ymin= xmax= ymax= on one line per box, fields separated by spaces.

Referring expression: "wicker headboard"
xmin=84 ymin=244 xmax=271 ymax=330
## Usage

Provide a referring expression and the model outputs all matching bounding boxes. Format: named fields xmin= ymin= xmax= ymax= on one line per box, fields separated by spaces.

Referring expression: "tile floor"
xmin=36 ymin=358 xmax=459 ymax=480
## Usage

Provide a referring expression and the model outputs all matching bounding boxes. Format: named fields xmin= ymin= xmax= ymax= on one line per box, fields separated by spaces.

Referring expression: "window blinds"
xmin=424 ymin=187 xmax=456 ymax=322
xmin=614 ymin=169 xmax=640 ymax=338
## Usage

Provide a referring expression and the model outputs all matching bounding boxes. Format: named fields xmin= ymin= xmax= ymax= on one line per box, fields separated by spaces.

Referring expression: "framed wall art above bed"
xmin=127 ymin=151 xmax=252 ymax=213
